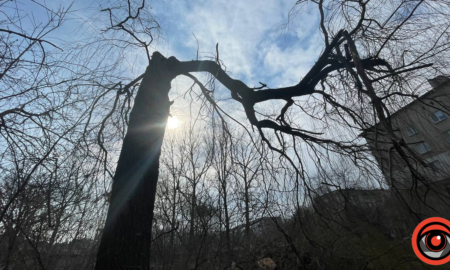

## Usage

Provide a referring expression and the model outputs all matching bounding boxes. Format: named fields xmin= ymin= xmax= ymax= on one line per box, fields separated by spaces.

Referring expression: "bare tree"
xmin=3 ymin=0 xmax=450 ymax=269
xmin=211 ymin=125 xmax=234 ymax=260
xmin=94 ymin=0 xmax=450 ymax=266
xmin=0 ymin=0 xmax=160 ymax=269
xmin=231 ymin=132 xmax=264 ymax=244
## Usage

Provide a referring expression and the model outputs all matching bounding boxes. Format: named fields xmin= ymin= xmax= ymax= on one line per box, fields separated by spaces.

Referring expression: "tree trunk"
xmin=95 ymin=53 xmax=175 ymax=270
xmin=221 ymin=180 xmax=232 ymax=260
xmin=244 ymin=178 xmax=251 ymax=243
xmin=189 ymin=183 xmax=196 ymax=242
xmin=169 ymin=175 xmax=177 ymax=251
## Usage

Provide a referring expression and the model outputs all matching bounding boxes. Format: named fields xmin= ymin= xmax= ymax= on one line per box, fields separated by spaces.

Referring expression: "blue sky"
xmin=143 ymin=0 xmax=325 ymax=130
xmin=1 ymin=0 xmax=328 ymax=149
xmin=2 ymin=0 xmax=324 ymax=93
xmin=0 ymin=0 xmax=385 ymax=189
xmin=151 ymin=0 xmax=323 ymax=88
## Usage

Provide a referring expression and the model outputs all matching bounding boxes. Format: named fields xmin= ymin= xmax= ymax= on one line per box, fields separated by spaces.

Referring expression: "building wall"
xmin=314 ymin=180 xmax=450 ymax=239
xmin=363 ymin=76 xmax=450 ymax=188
xmin=311 ymin=77 xmax=450 ymax=241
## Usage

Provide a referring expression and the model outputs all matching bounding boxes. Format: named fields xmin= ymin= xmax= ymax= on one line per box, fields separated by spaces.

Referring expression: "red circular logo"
xmin=412 ymin=217 xmax=450 ymax=265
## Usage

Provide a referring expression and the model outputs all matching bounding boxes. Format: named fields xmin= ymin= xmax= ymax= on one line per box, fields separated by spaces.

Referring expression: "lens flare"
xmin=167 ymin=116 xmax=180 ymax=129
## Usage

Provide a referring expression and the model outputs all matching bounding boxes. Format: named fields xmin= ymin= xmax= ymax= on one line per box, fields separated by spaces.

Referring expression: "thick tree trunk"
xmin=95 ymin=53 xmax=175 ymax=270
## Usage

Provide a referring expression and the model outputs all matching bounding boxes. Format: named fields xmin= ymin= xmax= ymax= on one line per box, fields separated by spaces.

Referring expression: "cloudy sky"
xmin=151 ymin=0 xmax=323 ymax=88
xmin=5 ymin=0 xmax=325 ymax=104
xmin=141 ymin=0 xmax=325 ymax=130
xmin=2 ymin=0 xmax=332 ymax=134
xmin=1 ymin=0 xmax=384 ymax=188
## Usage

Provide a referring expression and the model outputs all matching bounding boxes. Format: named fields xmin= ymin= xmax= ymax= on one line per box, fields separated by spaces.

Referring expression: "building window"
xmin=428 ymin=160 xmax=442 ymax=171
xmin=416 ymin=142 xmax=432 ymax=154
xmin=430 ymin=110 xmax=447 ymax=123
xmin=405 ymin=125 xmax=419 ymax=136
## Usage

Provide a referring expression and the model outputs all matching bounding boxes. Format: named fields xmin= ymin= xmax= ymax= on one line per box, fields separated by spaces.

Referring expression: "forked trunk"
xmin=95 ymin=53 xmax=175 ymax=270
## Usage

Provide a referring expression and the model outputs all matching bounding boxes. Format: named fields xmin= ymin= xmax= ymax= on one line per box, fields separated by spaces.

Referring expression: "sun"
xmin=167 ymin=116 xmax=180 ymax=129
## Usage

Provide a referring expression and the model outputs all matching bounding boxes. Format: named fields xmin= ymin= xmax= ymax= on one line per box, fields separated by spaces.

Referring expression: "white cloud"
xmin=154 ymin=0 xmax=323 ymax=86
xmin=259 ymin=31 xmax=323 ymax=88
xmin=153 ymin=0 xmax=329 ymax=149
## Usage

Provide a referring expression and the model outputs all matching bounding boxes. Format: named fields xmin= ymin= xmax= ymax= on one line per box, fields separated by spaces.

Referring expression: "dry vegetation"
xmin=1 ymin=0 xmax=450 ymax=269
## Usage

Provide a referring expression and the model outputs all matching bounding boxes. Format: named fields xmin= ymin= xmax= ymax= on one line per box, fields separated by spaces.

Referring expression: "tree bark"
xmin=95 ymin=52 xmax=175 ymax=270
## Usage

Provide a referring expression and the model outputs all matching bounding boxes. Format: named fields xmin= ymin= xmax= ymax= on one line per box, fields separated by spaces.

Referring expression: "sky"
xmin=2 ymin=0 xmax=367 ymax=170
xmin=151 ymin=0 xmax=323 ymax=88
xmin=144 ymin=0 xmax=326 ymax=135
xmin=13 ymin=0 xmax=326 ymax=123
xmin=144 ymin=0 xmax=354 ymax=181
xmin=3 ymin=0 xmax=325 ymax=110
xmin=0 ymin=0 xmax=388 ymax=191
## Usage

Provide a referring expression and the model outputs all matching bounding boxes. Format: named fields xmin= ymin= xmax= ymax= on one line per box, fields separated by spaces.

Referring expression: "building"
xmin=361 ymin=76 xmax=450 ymax=189
xmin=312 ymin=76 xmax=450 ymax=239
xmin=313 ymin=184 xmax=450 ymax=239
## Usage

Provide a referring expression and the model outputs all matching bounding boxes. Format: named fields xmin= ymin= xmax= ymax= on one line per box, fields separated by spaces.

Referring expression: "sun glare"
xmin=167 ymin=116 xmax=180 ymax=129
